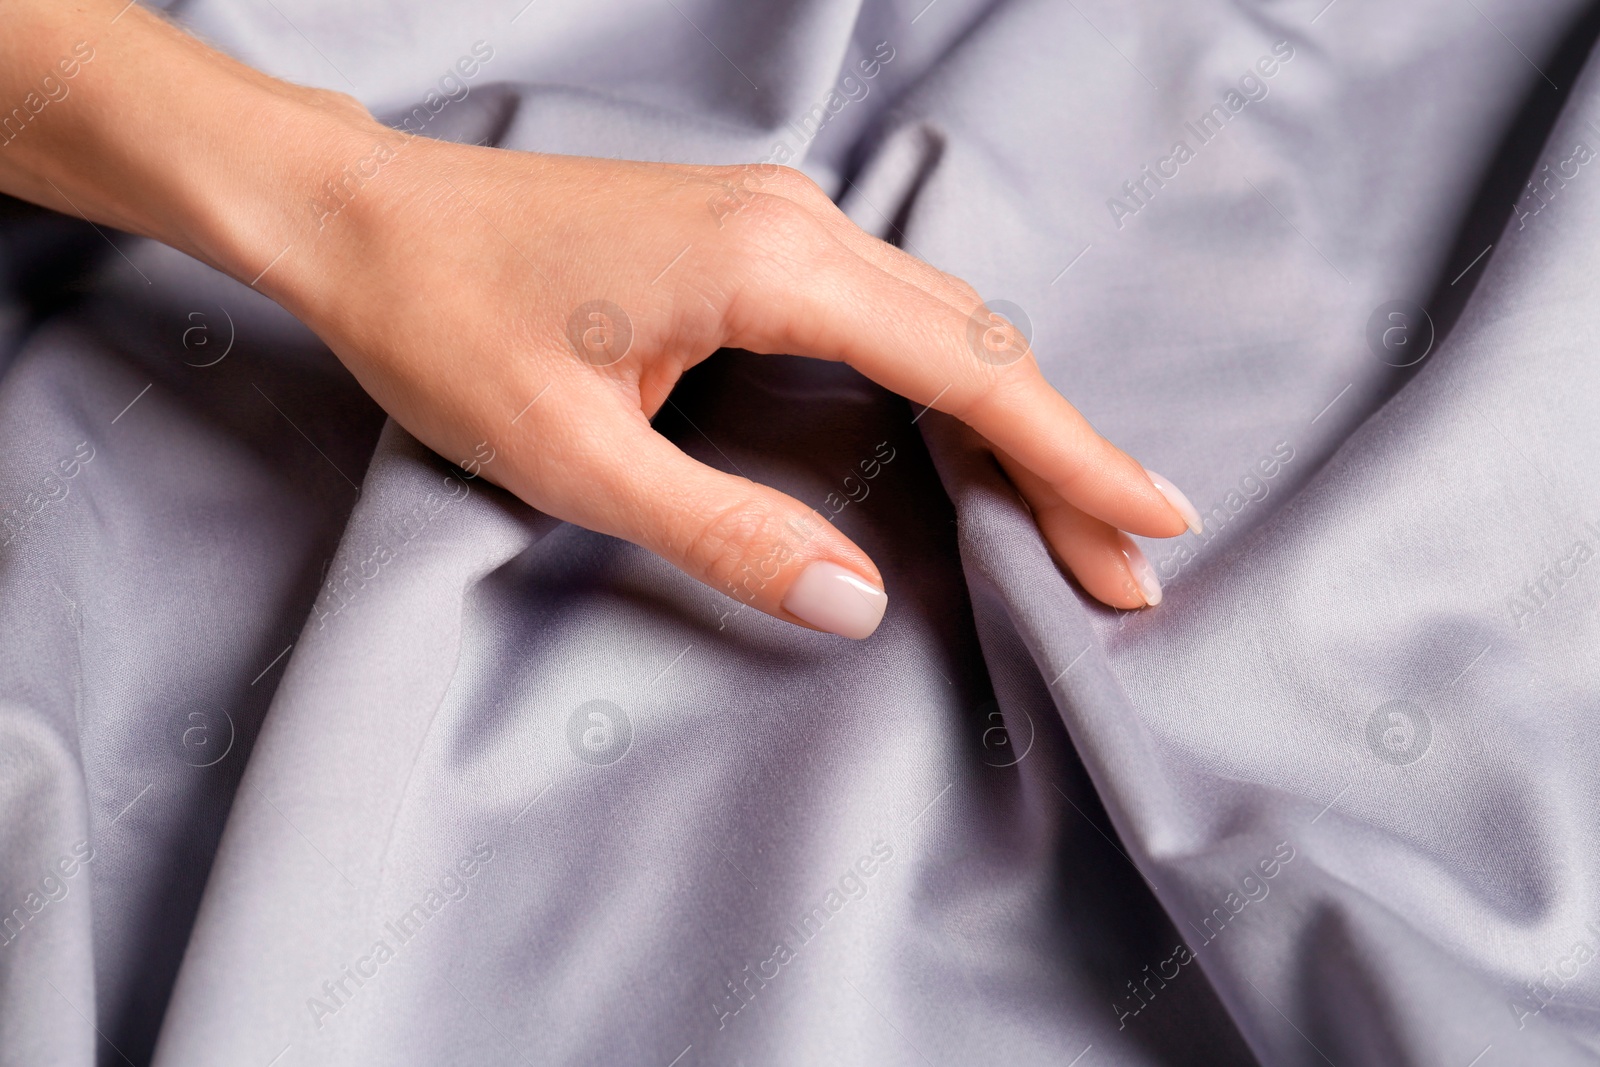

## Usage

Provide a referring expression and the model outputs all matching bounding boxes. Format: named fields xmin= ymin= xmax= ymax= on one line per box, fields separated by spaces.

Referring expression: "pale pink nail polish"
xmin=1117 ymin=532 xmax=1163 ymax=607
xmin=1144 ymin=469 xmax=1204 ymax=536
xmin=781 ymin=561 xmax=888 ymax=639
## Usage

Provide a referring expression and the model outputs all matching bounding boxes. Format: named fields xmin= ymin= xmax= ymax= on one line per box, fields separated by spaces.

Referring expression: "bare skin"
xmin=0 ymin=2 xmax=1201 ymax=636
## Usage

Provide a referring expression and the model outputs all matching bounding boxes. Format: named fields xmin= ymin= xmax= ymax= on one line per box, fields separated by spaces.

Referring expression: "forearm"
xmin=0 ymin=1 xmax=389 ymax=307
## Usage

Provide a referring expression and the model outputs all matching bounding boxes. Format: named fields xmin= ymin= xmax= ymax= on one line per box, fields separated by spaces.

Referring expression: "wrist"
xmin=179 ymin=91 xmax=407 ymax=307
xmin=0 ymin=3 xmax=401 ymax=312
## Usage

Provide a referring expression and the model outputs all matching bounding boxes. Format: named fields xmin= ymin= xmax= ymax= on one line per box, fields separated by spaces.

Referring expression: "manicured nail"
xmin=781 ymin=561 xmax=888 ymax=639
xmin=1145 ymin=469 xmax=1203 ymax=536
xmin=1117 ymin=532 xmax=1163 ymax=607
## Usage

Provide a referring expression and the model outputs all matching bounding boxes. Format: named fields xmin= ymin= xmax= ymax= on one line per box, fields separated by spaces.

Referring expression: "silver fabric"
xmin=2 ymin=0 xmax=1598 ymax=1064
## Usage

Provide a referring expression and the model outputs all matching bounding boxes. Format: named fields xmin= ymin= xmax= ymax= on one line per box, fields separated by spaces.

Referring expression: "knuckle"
xmin=721 ymin=162 xmax=775 ymax=190
xmin=955 ymin=361 xmax=1019 ymax=421
xmin=702 ymin=163 xmax=818 ymax=230
xmin=713 ymin=162 xmax=825 ymax=202
xmin=712 ymin=192 xmax=829 ymax=282
xmin=741 ymin=190 xmax=822 ymax=244
xmin=302 ymin=86 xmax=374 ymax=122
xmin=683 ymin=496 xmax=791 ymax=600
xmin=766 ymin=165 xmax=829 ymax=204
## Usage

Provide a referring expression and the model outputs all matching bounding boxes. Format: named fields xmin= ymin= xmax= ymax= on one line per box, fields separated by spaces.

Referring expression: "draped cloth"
xmin=3 ymin=1 xmax=1599 ymax=1063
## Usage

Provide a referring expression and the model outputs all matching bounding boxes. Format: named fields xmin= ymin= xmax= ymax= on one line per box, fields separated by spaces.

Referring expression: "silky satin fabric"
xmin=2 ymin=1 xmax=1599 ymax=1064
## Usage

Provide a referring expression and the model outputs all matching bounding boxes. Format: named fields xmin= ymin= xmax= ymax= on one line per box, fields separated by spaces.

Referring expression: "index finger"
xmin=724 ymin=213 xmax=1192 ymax=538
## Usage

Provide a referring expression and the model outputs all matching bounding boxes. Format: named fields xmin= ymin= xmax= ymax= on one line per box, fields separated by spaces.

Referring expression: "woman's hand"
xmin=0 ymin=2 xmax=1203 ymax=637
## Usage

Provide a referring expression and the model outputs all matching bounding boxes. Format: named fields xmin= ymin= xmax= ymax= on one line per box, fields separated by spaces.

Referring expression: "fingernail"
xmin=1144 ymin=469 xmax=1204 ymax=536
xmin=781 ymin=561 xmax=888 ymax=639
xmin=1117 ymin=532 xmax=1163 ymax=607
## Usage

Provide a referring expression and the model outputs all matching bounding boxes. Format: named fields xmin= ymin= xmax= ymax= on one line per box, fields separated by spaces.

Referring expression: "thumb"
xmin=573 ymin=419 xmax=889 ymax=639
